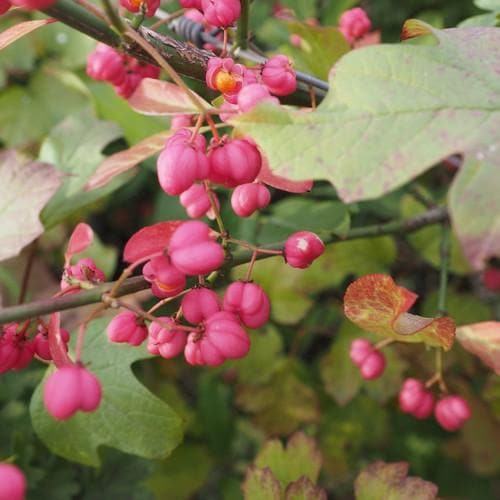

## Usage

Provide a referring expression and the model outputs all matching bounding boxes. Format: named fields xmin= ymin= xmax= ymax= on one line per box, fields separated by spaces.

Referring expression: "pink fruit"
xmin=399 ymin=378 xmax=434 ymax=419
xmin=0 ymin=0 xmax=11 ymax=15
xmin=201 ymin=0 xmax=241 ymax=27
xmin=206 ymin=57 xmax=246 ymax=103
xmin=120 ymin=0 xmax=160 ymax=16
xmin=157 ymin=129 xmax=210 ymax=195
xmin=181 ymin=288 xmax=221 ymax=324
xmin=106 ymin=311 xmax=148 ymax=346
xmin=61 ymin=257 xmax=105 ymax=290
xmin=237 ymin=83 xmax=280 ymax=113
xmin=43 ymin=364 xmax=102 ymax=420
xmin=184 ymin=311 xmax=250 ymax=366
xmin=179 ymin=183 xmax=219 ymax=219
xmin=114 ymin=72 xmax=143 ymax=99
xmin=359 ymin=350 xmax=386 ymax=380
xmin=349 ymin=338 xmax=373 ymax=366
xmin=262 ymin=55 xmax=297 ymax=96
xmin=171 ymin=114 xmax=193 ymax=130
xmin=34 ymin=325 xmax=70 ymax=361
xmin=339 ymin=7 xmax=371 ymax=44
xmin=180 ymin=0 xmax=201 ymax=9
xmin=231 ymin=183 xmax=271 ymax=217
xmin=435 ymin=395 xmax=471 ymax=432
xmin=284 ymin=231 xmax=325 ymax=269
xmin=147 ymin=317 xmax=186 ymax=359
xmin=223 ymin=281 xmax=270 ymax=329
xmin=9 ymin=0 xmax=55 ymax=9
xmin=483 ymin=267 xmax=500 ymax=292
xmin=143 ymin=255 xmax=186 ymax=298
xmin=0 ymin=324 xmax=34 ymax=373
xmin=208 ymin=138 xmax=262 ymax=187
xmin=0 ymin=463 xmax=26 ymax=500
xmin=169 ymin=221 xmax=225 ymax=276
xmin=86 ymin=44 xmax=125 ymax=84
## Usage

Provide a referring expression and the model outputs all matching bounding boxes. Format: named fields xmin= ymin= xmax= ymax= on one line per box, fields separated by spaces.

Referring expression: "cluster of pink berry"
xmin=86 ymin=43 xmax=160 ymax=98
xmin=0 ymin=0 xmax=55 ymax=15
xmin=350 ymin=339 xmax=471 ymax=431
xmin=0 ymin=463 xmax=26 ymax=500
xmin=179 ymin=0 xmax=241 ymax=28
xmin=338 ymin=7 xmax=372 ymax=44
xmin=106 ymin=222 xmax=325 ymax=367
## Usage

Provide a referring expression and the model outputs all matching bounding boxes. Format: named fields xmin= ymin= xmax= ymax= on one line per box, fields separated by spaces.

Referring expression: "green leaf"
xmin=286 ymin=21 xmax=350 ymax=79
xmin=236 ymin=360 xmax=319 ymax=435
xmin=475 ymin=0 xmax=500 ymax=11
xmin=285 ymin=476 xmax=327 ymax=500
xmin=0 ymin=65 xmax=90 ymax=147
xmin=40 ymin=108 xmax=128 ymax=228
xmin=354 ymin=461 xmax=438 ymax=500
xmin=458 ymin=13 xmax=499 ymax=27
xmin=280 ymin=0 xmax=316 ymax=19
xmin=146 ymin=444 xmax=212 ymax=500
xmin=243 ymin=467 xmax=281 ymax=500
xmin=449 ymin=158 xmax=500 ymax=270
xmin=233 ymin=25 xmax=500 ymax=203
xmin=255 ymin=433 xmax=322 ymax=489
xmin=401 ymin=194 xmax=471 ymax=274
xmin=30 ymin=318 xmax=184 ymax=466
xmin=0 ymin=150 xmax=61 ymax=262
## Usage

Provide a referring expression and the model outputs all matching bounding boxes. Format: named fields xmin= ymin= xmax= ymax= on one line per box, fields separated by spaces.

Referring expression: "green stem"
xmin=437 ymin=222 xmax=451 ymax=316
xmin=0 ymin=207 xmax=448 ymax=324
xmin=99 ymin=0 xmax=126 ymax=35
xmin=236 ymin=0 xmax=250 ymax=50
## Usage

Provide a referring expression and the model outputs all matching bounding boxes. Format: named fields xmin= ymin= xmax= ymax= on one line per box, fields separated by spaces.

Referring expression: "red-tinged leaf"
xmin=456 ymin=321 xmax=500 ymax=374
xmin=354 ymin=461 xmax=438 ymax=500
xmin=123 ymin=221 xmax=183 ymax=264
xmin=0 ymin=18 xmax=56 ymax=51
xmin=242 ymin=466 xmax=281 ymax=500
xmin=344 ymin=274 xmax=456 ymax=350
xmin=85 ymin=131 xmax=171 ymax=191
xmin=285 ymin=476 xmax=327 ymax=500
xmin=257 ymin=153 xmax=313 ymax=194
xmin=128 ymin=78 xmax=212 ymax=116
xmin=400 ymin=19 xmax=437 ymax=41
xmin=65 ymin=223 xmax=94 ymax=264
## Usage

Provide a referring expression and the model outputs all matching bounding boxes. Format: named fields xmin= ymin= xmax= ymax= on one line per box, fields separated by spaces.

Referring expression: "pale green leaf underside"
xmin=233 ymin=25 xmax=500 ymax=203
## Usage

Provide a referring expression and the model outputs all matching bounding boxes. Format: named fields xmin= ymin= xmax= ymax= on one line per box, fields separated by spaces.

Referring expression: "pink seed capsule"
xmin=0 ymin=463 xmax=26 ymax=500
xmin=34 ymin=325 xmax=70 ymax=361
xmin=262 ymin=55 xmax=297 ymax=96
xmin=169 ymin=221 xmax=224 ymax=276
xmin=0 ymin=0 xmax=11 ymax=15
xmin=147 ymin=317 xmax=186 ymax=359
xmin=106 ymin=311 xmax=148 ymax=346
xmin=231 ymin=183 xmax=271 ymax=217
xmin=143 ymin=255 xmax=186 ymax=298
xmin=179 ymin=184 xmax=219 ymax=219
xmin=399 ymin=378 xmax=434 ymax=419
xmin=223 ymin=281 xmax=270 ymax=329
xmin=86 ymin=44 xmax=125 ymax=84
xmin=61 ymin=257 xmax=105 ymax=290
xmin=359 ymin=350 xmax=386 ymax=380
xmin=9 ymin=0 xmax=56 ymax=9
xmin=43 ymin=364 xmax=102 ymax=420
xmin=201 ymin=0 xmax=241 ymax=27
xmin=237 ymin=83 xmax=280 ymax=113
xmin=120 ymin=0 xmax=160 ymax=17
xmin=435 ymin=395 xmax=471 ymax=432
xmin=284 ymin=231 xmax=325 ymax=269
xmin=339 ymin=7 xmax=371 ymax=44
xmin=180 ymin=0 xmax=202 ymax=9
xmin=208 ymin=138 xmax=262 ymax=187
xmin=349 ymin=338 xmax=373 ymax=367
xmin=181 ymin=288 xmax=221 ymax=325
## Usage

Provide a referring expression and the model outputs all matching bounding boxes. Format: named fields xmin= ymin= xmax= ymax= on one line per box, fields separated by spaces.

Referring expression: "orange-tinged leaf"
xmin=400 ymin=19 xmax=436 ymax=41
xmin=344 ymin=274 xmax=455 ymax=350
xmin=0 ymin=18 xmax=56 ymax=51
xmin=456 ymin=321 xmax=500 ymax=375
xmin=123 ymin=221 xmax=183 ymax=263
xmin=85 ymin=131 xmax=171 ymax=191
xmin=128 ymin=78 xmax=212 ymax=115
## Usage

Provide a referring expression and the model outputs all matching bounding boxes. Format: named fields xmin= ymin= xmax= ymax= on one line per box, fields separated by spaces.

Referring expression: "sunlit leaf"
xmin=0 ymin=18 xmax=56 ymax=51
xmin=344 ymin=274 xmax=456 ymax=350
xmin=243 ymin=467 xmax=281 ymax=500
xmin=456 ymin=322 xmax=500 ymax=374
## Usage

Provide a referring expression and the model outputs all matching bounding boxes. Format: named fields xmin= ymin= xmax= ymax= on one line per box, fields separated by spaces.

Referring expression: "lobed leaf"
xmin=0 ymin=150 xmax=61 ymax=262
xmin=243 ymin=467 xmax=281 ymax=500
xmin=123 ymin=220 xmax=183 ymax=263
xmin=456 ymin=321 xmax=500 ymax=374
xmin=343 ymin=274 xmax=455 ymax=350
xmin=285 ymin=476 xmax=327 ymax=500
xmin=354 ymin=461 xmax=438 ymax=500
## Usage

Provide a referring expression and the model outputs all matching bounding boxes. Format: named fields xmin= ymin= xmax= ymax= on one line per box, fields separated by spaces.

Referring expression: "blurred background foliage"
xmin=0 ymin=0 xmax=499 ymax=499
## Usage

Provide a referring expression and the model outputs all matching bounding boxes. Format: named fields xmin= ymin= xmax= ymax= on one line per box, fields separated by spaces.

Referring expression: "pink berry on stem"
xmin=339 ymin=7 xmax=371 ymax=44
xmin=237 ymin=83 xmax=280 ymax=113
xmin=86 ymin=44 xmax=125 ymax=84
xmin=107 ymin=311 xmax=148 ymax=346
xmin=9 ymin=0 xmax=55 ymax=9
xmin=435 ymin=395 xmax=471 ymax=432
xmin=284 ymin=231 xmax=325 ymax=269
xmin=399 ymin=378 xmax=434 ymax=419
xmin=231 ymin=183 xmax=271 ymax=217
xmin=34 ymin=326 xmax=70 ymax=361
xmin=147 ymin=318 xmax=187 ymax=359
xmin=181 ymin=288 xmax=221 ymax=324
xmin=201 ymin=0 xmax=241 ymax=27
xmin=180 ymin=0 xmax=201 ymax=9
xmin=180 ymin=183 xmax=219 ymax=219
xmin=0 ymin=463 xmax=26 ymax=500
xmin=349 ymin=338 xmax=373 ymax=367
xmin=169 ymin=221 xmax=225 ymax=276
xmin=143 ymin=255 xmax=186 ymax=298
xmin=359 ymin=350 xmax=386 ymax=380
xmin=262 ymin=55 xmax=297 ymax=96
xmin=223 ymin=281 xmax=270 ymax=329
xmin=61 ymin=257 xmax=105 ymax=290
xmin=43 ymin=364 xmax=102 ymax=420
xmin=206 ymin=57 xmax=246 ymax=103
xmin=120 ymin=0 xmax=160 ymax=17
xmin=0 ymin=0 xmax=11 ymax=15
